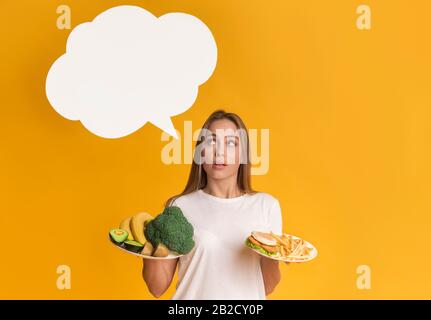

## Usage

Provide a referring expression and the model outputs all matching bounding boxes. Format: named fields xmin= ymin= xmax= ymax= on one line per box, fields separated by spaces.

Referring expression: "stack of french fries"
xmin=270 ymin=232 xmax=312 ymax=261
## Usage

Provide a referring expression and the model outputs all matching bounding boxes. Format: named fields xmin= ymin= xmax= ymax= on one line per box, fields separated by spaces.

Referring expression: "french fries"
xmin=271 ymin=233 xmax=313 ymax=261
xmin=270 ymin=232 xmax=289 ymax=247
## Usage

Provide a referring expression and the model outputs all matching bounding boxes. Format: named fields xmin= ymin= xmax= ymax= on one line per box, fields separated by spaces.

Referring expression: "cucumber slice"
xmin=124 ymin=240 xmax=144 ymax=253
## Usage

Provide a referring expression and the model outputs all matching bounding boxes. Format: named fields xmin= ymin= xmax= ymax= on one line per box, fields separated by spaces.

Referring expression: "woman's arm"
xmin=142 ymin=258 xmax=178 ymax=298
xmin=260 ymin=257 xmax=281 ymax=295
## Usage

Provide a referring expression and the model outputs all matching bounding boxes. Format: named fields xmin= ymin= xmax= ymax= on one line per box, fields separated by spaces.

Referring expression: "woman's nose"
xmin=215 ymin=139 xmax=225 ymax=156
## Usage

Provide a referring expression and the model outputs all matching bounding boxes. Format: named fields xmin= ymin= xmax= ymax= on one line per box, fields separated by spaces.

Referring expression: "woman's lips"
xmin=212 ymin=163 xmax=227 ymax=169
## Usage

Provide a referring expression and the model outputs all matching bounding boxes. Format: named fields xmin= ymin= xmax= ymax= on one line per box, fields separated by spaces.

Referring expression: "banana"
xmin=153 ymin=243 xmax=169 ymax=257
xmin=141 ymin=241 xmax=154 ymax=256
xmin=119 ymin=217 xmax=134 ymax=241
xmin=130 ymin=212 xmax=153 ymax=245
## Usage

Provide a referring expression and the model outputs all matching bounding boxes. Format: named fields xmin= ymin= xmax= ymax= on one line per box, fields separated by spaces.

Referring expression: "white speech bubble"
xmin=46 ymin=5 xmax=217 ymax=139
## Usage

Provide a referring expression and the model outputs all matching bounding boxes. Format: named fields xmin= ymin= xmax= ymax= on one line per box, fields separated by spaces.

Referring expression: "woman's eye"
xmin=206 ymin=138 xmax=216 ymax=145
xmin=227 ymin=140 xmax=236 ymax=147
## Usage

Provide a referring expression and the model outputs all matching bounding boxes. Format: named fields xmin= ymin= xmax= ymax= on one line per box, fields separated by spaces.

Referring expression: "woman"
xmin=142 ymin=110 xmax=285 ymax=299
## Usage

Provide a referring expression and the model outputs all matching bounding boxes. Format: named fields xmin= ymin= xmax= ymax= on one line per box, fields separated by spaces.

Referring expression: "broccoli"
xmin=144 ymin=206 xmax=195 ymax=255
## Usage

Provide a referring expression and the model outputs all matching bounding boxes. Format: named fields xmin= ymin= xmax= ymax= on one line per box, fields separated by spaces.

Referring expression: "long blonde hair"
xmin=165 ymin=110 xmax=256 ymax=207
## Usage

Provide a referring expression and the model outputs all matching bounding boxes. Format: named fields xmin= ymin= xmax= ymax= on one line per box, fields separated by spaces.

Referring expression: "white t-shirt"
xmin=170 ymin=189 xmax=283 ymax=300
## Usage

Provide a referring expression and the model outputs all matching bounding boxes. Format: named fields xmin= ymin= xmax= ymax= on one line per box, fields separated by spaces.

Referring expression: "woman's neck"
xmin=203 ymin=179 xmax=242 ymax=199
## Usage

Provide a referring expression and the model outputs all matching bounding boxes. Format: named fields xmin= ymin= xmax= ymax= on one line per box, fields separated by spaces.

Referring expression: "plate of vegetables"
xmin=109 ymin=206 xmax=195 ymax=259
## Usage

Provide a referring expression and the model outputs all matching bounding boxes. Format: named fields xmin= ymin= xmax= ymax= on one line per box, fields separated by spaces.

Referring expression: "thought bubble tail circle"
xmin=150 ymin=116 xmax=178 ymax=139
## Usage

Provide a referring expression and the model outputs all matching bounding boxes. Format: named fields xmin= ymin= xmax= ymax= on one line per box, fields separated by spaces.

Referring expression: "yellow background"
xmin=1 ymin=0 xmax=430 ymax=299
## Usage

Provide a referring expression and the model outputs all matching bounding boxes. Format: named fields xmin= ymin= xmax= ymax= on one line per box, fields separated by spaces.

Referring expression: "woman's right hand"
xmin=142 ymin=258 xmax=178 ymax=298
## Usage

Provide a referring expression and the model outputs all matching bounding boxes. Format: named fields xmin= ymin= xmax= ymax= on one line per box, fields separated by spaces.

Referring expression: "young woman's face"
xmin=201 ymin=119 xmax=241 ymax=181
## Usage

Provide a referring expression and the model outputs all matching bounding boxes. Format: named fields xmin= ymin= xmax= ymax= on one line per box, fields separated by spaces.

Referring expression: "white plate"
xmin=109 ymin=237 xmax=183 ymax=260
xmin=246 ymin=233 xmax=318 ymax=263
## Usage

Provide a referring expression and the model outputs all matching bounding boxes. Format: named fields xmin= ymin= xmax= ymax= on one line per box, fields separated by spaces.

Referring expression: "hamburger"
xmin=245 ymin=231 xmax=278 ymax=256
